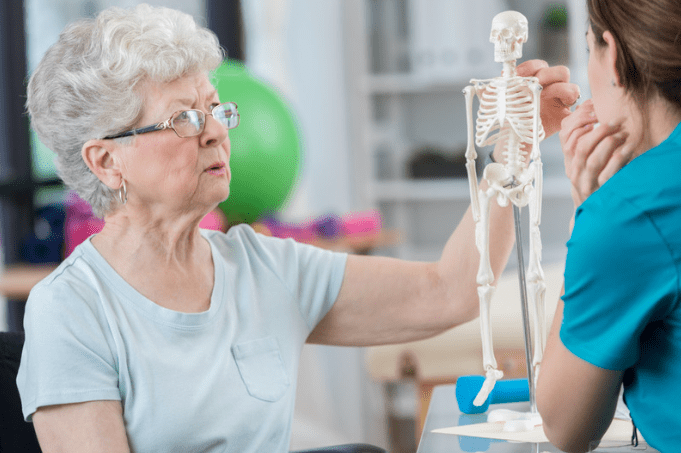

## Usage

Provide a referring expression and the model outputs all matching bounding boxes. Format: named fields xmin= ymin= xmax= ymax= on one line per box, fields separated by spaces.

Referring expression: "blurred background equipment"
xmin=214 ymin=60 xmax=302 ymax=225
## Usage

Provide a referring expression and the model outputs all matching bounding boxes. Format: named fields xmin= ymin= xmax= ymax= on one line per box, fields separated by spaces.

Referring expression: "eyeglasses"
xmin=103 ymin=102 xmax=239 ymax=140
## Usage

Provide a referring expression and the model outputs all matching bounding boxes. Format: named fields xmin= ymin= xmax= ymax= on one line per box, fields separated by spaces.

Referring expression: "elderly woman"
xmin=17 ymin=4 xmax=578 ymax=453
xmin=537 ymin=0 xmax=681 ymax=451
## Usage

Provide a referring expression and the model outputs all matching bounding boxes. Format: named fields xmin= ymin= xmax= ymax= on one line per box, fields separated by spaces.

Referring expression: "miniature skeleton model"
xmin=463 ymin=11 xmax=547 ymax=407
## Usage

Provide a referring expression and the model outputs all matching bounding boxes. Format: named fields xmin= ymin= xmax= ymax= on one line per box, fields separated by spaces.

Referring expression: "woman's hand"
xmin=494 ymin=60 xmax=578 ymax=166
xmin=559 ymin=100 xmax=633 ymax=207
xmin=517 ymin=60 xmax=580 ymax=137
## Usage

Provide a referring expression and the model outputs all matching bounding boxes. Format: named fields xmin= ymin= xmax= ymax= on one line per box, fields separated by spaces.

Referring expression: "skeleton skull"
xmin=490 ymin=11 xmax=528 ymax=63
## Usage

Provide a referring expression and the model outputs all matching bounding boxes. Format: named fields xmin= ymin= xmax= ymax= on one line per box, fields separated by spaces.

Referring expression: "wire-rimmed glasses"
xmin=103 ymin=102 xmax=240 ymax=139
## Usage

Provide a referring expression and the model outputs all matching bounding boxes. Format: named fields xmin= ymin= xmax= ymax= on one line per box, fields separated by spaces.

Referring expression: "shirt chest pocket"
xmin=232 ymin=336 xmax=290 ymax=402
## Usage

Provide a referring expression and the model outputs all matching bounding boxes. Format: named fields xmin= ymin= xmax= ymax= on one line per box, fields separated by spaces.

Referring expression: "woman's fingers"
xmin=515 ymin=61 xmax=580 ymax=137
xmin=583 ymin=130 xmax=627 ymax=176
xmin=516 ymin=59 xmax=550 ymax=77
xmin=540 ymin=83 xmax=581 ymax=136
xmin=569 ymin=125 xmax=628 ymax=203
xmin=560 ymin=102 xmax=598 ymax=170
xmin=560 ymin=100 xmax=596 ymax=144
xmin=561 ymin=119 xmax=598 ymax=163
xmin=576 ymin=123 xmax=623 ymax=164
xmin=559 ymin=100 xmax=633 ymax=205
xmin=597 ymin=145 xmax=635 ymax=186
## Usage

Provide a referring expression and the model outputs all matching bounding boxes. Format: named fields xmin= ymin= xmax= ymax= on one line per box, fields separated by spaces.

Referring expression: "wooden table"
xmin=308 ymin=229 xmax=402 ymax=255
xmin=0 ymin=264 xmax=58 ymax=299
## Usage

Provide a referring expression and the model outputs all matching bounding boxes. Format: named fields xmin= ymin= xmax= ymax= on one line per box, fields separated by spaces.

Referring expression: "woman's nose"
xmin=201 ymin=113 xmax=229 ymax=148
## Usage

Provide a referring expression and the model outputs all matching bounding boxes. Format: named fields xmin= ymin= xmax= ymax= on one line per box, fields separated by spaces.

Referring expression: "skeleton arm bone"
xmin=529 ymin=80 xmax=544 ymax=160
xmin=464 ymin=85 xmax=481 ymax=222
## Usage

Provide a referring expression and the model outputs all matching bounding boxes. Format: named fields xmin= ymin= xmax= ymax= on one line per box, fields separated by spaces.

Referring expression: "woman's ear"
xmin=602 ymin=30 xmax=620 ymax=86
xmin=81 ymin=139 xmax=123 ymax=190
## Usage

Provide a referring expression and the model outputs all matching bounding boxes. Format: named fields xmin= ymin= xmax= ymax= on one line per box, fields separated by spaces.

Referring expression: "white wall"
xmin=286 ymin=0 xmax=354 ymax=218
xmin=242 ymin=0 xmax=354 ymax=221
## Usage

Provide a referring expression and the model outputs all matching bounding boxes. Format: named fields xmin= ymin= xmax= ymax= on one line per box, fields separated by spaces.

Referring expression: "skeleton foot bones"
xmin=464 ymin=11 xmax=547 ymax=409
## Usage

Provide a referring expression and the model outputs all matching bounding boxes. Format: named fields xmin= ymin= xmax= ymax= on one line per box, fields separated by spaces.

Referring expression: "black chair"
xmin=0 ymin=331 xmax=41 ymax=453
xmin=0 ymin=332 xmax=385 ymax=453
xmin=292 ymin=445 xmax=386 ymax=453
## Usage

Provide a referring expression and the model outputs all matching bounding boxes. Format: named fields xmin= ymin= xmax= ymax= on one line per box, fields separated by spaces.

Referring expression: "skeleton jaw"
xmin=494 ymin=39 xmax=523 ymax=63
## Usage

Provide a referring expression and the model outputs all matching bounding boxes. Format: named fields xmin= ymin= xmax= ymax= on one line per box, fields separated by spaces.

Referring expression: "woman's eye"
xmin=174 ymin=111 xmax=192 ymax=124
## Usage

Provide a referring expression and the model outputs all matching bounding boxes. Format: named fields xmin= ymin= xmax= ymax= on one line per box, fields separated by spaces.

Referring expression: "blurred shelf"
xmin=309 ymin=229 xmax=403 ymax=254
xmin=372 ymin=176 xmax=571 ymax=202
xmin=364 ymin=74 xmax=470 ymax=94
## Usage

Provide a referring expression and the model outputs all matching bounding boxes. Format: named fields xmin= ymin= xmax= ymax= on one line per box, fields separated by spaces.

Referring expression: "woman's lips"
xmin=206 ymin=161 xmax=227 ymax=176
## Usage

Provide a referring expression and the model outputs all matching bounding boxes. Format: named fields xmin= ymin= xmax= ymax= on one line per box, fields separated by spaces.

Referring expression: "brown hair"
xmin=588 ymin=0 xmax=681 ymax=111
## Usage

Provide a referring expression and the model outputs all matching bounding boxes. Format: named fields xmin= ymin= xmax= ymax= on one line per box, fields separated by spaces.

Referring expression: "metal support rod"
xmin=513 ymin=204 xmax=537 ymax=413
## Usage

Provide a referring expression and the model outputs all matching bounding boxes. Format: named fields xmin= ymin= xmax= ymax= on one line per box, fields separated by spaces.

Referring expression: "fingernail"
xmin=607 ymin=121 xmax=621 ymax=128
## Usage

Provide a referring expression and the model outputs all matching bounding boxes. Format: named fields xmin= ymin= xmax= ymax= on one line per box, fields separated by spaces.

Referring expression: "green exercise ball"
xmin=213 ymin=60 xmax=301 ymax=225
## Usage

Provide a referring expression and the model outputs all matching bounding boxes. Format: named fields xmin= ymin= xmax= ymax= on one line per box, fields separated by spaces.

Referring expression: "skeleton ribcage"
xmin=475 ymin=77 xmax=545 ymax=148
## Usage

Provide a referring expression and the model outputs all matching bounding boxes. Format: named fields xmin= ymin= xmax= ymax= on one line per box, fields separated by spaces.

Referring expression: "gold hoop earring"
xmin=118 ymin=179 xmax=128 ymax=205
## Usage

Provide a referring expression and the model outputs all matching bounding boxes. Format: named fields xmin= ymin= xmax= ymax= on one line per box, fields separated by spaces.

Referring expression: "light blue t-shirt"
xmin=561 ymin=122 xmax=681 ymax=451
xmin=17 ymin=224 xmax=348 ymax=453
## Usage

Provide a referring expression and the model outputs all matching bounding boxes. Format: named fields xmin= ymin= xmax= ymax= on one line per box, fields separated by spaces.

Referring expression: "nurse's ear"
xmin=601 ymin=30 xmax=621 ymax=87
xmin=81 ymin=139 xmax=125 ymax=191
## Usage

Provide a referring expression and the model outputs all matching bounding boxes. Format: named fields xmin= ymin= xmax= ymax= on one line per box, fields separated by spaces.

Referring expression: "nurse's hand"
xmin=559 ymin=100 xmax=634 ymax=207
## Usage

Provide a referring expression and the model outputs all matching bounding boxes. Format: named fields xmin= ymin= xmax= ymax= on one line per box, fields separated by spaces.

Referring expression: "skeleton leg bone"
xmin=527 ymin=161 xmax=546 ymax=387
xmin=473 ymin=188 xmax=505 ymax=406
xmin=464 ymin=83 xmax=505 ymax=405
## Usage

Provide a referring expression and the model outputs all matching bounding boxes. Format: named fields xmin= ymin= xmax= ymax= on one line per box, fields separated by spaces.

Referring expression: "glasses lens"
xmin=172 ymin=110 xmax=204 ymax=137
xmin=214 ymin=103 xmax=240 ymax=130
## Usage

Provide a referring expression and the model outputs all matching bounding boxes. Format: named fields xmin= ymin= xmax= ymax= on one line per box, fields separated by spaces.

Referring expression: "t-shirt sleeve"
xmin=228 ymin=225 xmax=348 ymax=330
xmin=16 ymin=276 xmax=121 ymax=421
xmin=561 ymin=195 xmax=677 ymax=370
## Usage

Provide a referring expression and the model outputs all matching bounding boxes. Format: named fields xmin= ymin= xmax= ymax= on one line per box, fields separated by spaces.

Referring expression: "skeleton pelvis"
xmin=483 ymin=162 xmax=513 ymax=186
xmin=483 ymin=163 xmax=533 ymax=207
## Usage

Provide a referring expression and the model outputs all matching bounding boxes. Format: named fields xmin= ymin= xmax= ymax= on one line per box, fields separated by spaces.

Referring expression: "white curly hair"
xmin=26 ymin=3 xmax=224 ymax=217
